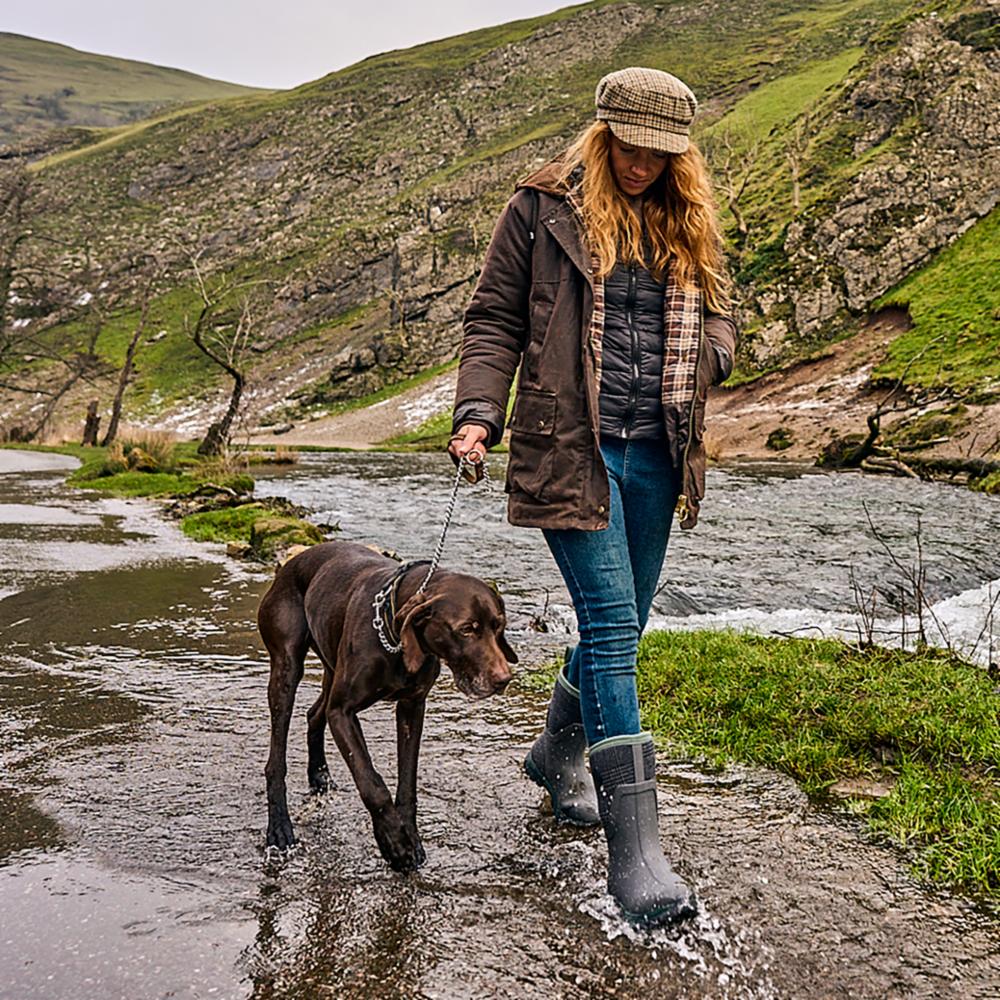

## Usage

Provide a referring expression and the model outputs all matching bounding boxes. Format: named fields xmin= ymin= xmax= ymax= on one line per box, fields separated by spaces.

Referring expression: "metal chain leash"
xmin=416 ymin=454 xmax=492 ymax=593
xmin=372 ymin=454 xmax=495 ymax=653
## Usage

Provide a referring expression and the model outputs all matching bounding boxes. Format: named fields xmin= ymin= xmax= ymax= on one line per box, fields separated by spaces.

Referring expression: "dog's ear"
xmin=498 ymin=632 xmax=519 ymax=664
xmin=397 ymin=593 xmax=441 ymax=673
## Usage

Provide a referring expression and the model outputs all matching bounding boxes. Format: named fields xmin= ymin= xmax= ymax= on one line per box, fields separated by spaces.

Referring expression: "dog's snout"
xmin=492 ymin=671 xmax=512 ymax=695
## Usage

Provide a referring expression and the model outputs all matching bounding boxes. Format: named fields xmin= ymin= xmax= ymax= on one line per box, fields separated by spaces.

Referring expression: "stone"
xmin=827 ymin=777 xmax=896 ymax=801
xmin=249 ymin=516 xmax=325 ymax=563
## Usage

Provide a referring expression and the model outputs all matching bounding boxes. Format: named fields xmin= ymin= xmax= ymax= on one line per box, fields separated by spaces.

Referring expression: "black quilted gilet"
xmin=598 ymin=260 xmax=667 ymax=440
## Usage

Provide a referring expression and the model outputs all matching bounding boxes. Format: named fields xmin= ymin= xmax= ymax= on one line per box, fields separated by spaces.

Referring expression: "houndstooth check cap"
xmin=595 ymin=67 xmax=698 ymax=154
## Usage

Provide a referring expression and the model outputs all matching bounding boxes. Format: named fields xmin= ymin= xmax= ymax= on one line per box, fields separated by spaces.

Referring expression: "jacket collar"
xmin=541 ymin=191 xmax=593 ymax=288
xmin=517 ymin=162 xmax=593 ymax=287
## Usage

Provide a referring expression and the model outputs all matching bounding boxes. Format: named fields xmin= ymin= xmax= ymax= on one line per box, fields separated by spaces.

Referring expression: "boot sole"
xmin=621 ymin=894 xmax=699 ymax=928
xmin=523 ymin=752 xmax=600 ymax=828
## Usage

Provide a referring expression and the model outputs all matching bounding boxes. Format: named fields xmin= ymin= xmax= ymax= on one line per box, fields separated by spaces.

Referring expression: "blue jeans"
xmin=542 ymin=436 xmax=681 ymax=746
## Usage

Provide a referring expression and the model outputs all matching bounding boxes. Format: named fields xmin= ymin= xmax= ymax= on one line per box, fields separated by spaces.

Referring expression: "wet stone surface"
xmin=0 ymin=450 xmax=998 ymax=999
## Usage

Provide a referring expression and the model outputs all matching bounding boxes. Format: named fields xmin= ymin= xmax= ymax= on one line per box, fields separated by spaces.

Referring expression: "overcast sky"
xmin=2 ymin=0 xmax=571 ymax=89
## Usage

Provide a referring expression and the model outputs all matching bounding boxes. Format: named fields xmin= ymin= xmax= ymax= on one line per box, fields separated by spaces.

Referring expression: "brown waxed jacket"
xmin=453 ymin=166 xmax=738 ymax=531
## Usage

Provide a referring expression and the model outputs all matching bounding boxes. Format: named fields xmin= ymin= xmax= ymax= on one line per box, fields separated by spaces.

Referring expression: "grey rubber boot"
xmin=524 ymin=664 xmax=600 ymax=826
xmin=589 ymin=735 xmax=697 ymax=927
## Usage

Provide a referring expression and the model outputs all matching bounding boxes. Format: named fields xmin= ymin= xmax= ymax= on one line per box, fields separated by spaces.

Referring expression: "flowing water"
xmin=1 ymin=449 xmax=998 ymax=1000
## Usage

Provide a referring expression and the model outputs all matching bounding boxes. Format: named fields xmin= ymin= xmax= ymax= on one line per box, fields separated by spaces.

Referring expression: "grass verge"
xmin=179 ymin=503 xmax=269 ymax=542
xmin=4 ymin=441 xmax=325 ymax=559
xmin=66 ymin=444 xmax=253 ymax=498
xmin=180 ymin=503 xmax=326 ymax=559
xmin=523 ymin=629 xmax=1000 ymax=902
xmin=872 ymin=205 xmax=1000 ymax=395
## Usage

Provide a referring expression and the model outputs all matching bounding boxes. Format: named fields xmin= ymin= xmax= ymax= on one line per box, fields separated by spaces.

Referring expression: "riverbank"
xmin=3 ymin=441 xmax=328 ymax=561
xmin=528 ymin=631 xmax=1000 ymax=905
xmin=242 ymin=316 xmax=1000 ymax=488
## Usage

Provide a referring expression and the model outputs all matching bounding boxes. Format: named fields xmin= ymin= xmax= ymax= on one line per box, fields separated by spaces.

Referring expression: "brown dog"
xmin=259 ymin=540 xmax=517 ymax=871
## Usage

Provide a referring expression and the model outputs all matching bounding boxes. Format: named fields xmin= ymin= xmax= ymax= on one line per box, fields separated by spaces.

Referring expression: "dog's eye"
xmin=459 ymin=622 xmax=481 ymax=635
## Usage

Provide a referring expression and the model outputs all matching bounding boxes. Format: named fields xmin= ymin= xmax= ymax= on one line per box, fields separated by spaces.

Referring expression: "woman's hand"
xmin=448 ymin=423 xmax=489 ymax=467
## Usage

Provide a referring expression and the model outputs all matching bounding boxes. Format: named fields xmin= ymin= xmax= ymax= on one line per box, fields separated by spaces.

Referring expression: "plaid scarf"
xmin=566 ymin=187 xmax=702 ymax=408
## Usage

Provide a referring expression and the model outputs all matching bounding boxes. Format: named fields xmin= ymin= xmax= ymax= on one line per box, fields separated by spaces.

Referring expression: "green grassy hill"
xmin=0 ymin=32 xmax=265 ymax=144
xmin=1 ymin=0 xmax=996 ymax=440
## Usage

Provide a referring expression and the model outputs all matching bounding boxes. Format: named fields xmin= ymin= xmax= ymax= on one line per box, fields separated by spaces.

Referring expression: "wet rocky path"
xmin=1 ymin=450 xmax=998 ymax=999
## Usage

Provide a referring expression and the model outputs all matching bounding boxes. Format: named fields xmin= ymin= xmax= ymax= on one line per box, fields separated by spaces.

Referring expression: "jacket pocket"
xmin=505 ymin=389 xmax=557 ymax=501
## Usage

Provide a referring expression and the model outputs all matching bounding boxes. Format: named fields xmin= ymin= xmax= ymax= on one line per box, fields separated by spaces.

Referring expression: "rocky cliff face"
xmin=744 ymin=9 xmax=999 ymax=365
xmin=2 ymin=0 xmax=996 ymax=435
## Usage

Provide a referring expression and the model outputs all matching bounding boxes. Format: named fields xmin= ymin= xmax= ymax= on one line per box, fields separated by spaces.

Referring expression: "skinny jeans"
xmin=542 ymin=435 xmax=682 ymax=746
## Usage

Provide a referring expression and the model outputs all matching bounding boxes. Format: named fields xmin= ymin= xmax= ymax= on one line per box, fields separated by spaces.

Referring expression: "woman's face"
xmin=608 ymin=134 xmax=669 ymax=197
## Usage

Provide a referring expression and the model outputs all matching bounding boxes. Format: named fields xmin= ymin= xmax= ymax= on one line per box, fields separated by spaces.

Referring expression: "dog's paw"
xmin=266 ymin=813 xmax=297 ymax=851
xmin=411 ymin=835 xmax=427 ymax=870
xmin=401 ymin=819 xmax=427 ymax=870
xmin=387 ymin=839 xmax=425 ymax=873
xmin=308 ymin=765 xmax=331 ymax=794
xmin=374 ymin=809 xmax=424 ymax=873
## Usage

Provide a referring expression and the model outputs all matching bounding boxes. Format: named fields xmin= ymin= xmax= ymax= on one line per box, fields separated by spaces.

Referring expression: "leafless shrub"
xmin=529 ymin=589 xmax=552 ymax=632
xmin=861 ymin=501 xmax=951 ymax=653
xmin=849 ymin=565 xmax=879 ymax=647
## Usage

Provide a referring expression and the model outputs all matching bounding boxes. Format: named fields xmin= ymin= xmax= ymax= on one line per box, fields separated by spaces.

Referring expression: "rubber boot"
xmin=589 ymin=735 xmax=697 ymax=927
xmin=524 ymin=663 xmax=600 ymax=826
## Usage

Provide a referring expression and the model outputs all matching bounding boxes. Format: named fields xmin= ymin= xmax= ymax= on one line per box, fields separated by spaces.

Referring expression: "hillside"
xmin=0 ymin=0 xmax=997 ymax=456
xmin=0 ymin=32 xmax=264 ymax=151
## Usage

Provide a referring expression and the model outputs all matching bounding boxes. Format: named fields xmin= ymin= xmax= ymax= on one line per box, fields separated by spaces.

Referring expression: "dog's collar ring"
xmin=372 ymin=559 xmax=432 ymax=654
xmin=372 ymin=585 xmax=403 ymax=654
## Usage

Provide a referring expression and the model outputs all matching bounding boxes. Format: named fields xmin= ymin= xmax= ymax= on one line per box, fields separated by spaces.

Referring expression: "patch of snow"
xmin=398 ymin=375 xmax=458 ymax=428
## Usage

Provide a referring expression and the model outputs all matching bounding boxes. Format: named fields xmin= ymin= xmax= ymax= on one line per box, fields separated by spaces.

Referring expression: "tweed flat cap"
xmin=595 ymin=67 xmax=698 ymax=154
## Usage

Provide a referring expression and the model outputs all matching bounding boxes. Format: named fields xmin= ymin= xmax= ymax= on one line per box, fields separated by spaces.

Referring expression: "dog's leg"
xmin=327 ymin=703 xmax=423 ymax=872
xmin=306 ymin=667 xmax=333 ymax=793
xmin=394 ymin=695 xmax=427 ymax=869
xmin=261 ymin=596 xmax=309 ymax=850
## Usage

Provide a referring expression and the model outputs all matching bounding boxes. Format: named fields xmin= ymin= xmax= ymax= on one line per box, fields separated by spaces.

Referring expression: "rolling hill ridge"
xmin=0 ymin=0 xmax=996 ymax=454
xmin=0 ymin=32 xmax=265 ymax=152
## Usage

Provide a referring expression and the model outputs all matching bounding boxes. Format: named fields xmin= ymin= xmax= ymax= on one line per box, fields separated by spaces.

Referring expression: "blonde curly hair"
xmin=557 ymin=121 xmax=732 ymax=313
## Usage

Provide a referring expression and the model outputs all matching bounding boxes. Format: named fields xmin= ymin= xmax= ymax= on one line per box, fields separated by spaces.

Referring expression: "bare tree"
xmin=702 ymin=125 xmax=761 ymax=246
xmin=102 ymin=261 xmax=160 ymax=447
xmin=0 ymin=166 xmax=116 ymax=440
xmin=183 ymin=249 xmax=266 ymax=456
xmin=0 ymin=165 xmax=35 ymax=387
xmin=24 ymin=242 xmax=113 ymax=440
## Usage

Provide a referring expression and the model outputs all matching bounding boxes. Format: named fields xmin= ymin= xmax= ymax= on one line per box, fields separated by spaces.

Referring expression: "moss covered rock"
xmin=249 ymin=516 xmax=325 ymax=562
xmin=970 ymin=470 xmax=1000 ymax=495
xmin=766 ymin=426 xmax=794 ymax=451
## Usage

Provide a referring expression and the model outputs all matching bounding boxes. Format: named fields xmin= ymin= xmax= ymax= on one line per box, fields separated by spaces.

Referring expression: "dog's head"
xmin=397 ymin=574 xmax=517 ymax=699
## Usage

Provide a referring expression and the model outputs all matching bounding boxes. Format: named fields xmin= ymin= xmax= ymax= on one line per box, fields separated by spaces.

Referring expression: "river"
xmin=1 ymin=448 xmax=998 ymax=1000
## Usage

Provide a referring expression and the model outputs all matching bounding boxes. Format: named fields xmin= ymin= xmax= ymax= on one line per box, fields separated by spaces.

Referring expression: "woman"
xmin=449 ymin=67 xmax=737 ymax=927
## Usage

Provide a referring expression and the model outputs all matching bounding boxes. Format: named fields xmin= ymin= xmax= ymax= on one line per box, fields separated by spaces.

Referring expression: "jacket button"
xmin=537 ymin=419 xmax=545 ymax=428
xmin=597 ymin=504 xmax=606 ymax=514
